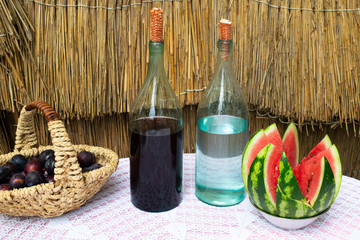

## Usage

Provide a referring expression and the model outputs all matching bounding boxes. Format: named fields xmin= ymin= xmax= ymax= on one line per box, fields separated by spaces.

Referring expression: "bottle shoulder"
xmin=198 ymin=72 xmax=249 ymax=120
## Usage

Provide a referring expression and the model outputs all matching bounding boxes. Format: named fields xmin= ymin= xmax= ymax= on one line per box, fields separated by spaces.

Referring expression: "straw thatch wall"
xmin=1 ymin=0 xmax=359 ymax=125
xmin=0 ymin=1 xmax=360 ymax=178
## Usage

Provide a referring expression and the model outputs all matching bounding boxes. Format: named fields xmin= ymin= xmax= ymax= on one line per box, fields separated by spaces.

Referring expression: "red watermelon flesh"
xmin=300 ymin=135 xmax=332 ymax=164
xmin=294 ymin=144 xmax=341 ymax=205
xmin=282 ymin=123 xmax=299 ymax=170
xmin=264 ymin=124 xmax=283 ymax=148
xmin=294 ymin=149 xmax=327 ymax=203
xmin=264 ymin=124 xmax=283 ymax=206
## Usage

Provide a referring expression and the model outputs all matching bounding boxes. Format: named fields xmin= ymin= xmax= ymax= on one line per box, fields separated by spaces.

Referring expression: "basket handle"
xmin=14 ymin=100 xmax=83 ymax=184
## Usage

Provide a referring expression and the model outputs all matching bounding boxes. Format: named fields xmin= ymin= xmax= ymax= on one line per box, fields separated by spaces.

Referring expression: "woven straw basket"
xmin=0 ymin=101 xmax=119 ymax=218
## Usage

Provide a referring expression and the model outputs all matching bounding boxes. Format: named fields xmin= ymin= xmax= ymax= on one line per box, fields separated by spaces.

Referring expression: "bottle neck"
xmin=148 ymin=41 xmax=165 ymax=71
xmin=217 ymin=39 xmax=233 ymax=62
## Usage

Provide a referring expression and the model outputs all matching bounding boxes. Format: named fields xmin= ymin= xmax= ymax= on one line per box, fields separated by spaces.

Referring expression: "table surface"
xmin=0 ymin=154 xmax=359 ymax=240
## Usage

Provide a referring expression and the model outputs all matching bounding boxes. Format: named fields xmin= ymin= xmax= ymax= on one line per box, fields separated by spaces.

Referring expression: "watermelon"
xmin=282 ymin=122 xmax=299 ymax=170
xmin=242 ymin=124 xmax=282 ymax=192
xmin=244 ymin=122 xmax=342 ymax=219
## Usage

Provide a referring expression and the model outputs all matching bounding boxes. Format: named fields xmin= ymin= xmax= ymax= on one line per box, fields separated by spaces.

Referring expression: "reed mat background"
xmin=0 ymin=0 xmax=359 ymax=178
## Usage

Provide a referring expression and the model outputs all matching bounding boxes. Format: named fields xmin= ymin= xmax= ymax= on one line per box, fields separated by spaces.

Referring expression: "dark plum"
xmin=45 ymin=175 xmax=55 ymax=183
xmin=82 ymin=163 xmax=102 ymax=173
xmin=39 ymin=149 xmax=55 ymax=167
xmin=45 ymin=158 xmax=56 ymax=176
xmin=10 ymin=154 xmax=27 ymax=172
xmin=0 ymin=183 xmax=13 ymax=191
xmin=24 ymin=157 xmax=42 ymax=175
xmin=0 ymin=166 xmax=11 ymax=183
xmin=9 ymin=174 xmax=25 ymax=189
xmin=25 ymin=171 xmax=45 ymax=187
xmin=4 ymin=162 xmax=16 ymax=173
xmin=77 ymin=151 xmax=96 ymax=168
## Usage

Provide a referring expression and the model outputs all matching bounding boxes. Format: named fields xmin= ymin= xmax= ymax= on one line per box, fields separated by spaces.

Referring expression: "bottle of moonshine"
xmin=129 ymin=8 xmax=183 ymax=212
xmin=195 ymin=19 xmax=249 ymax=206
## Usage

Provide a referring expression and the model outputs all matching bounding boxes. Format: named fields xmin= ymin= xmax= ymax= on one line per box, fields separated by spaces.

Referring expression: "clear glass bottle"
xmin=129 ymin=8 xmax=183 ymax=212
xmin=195 ymin=20 xmax=249 ymax=206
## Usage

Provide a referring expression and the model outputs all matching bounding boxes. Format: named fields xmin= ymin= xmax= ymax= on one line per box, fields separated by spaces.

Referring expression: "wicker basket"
xmin=0 ymin=101 xmax=119 ymax=218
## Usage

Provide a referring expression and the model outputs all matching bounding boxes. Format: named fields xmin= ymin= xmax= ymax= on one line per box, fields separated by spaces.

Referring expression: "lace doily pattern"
xmin=0 ymin=154 xmax=359 ymax=239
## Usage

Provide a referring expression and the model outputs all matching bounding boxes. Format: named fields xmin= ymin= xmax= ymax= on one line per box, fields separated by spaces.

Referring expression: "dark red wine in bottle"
xmin=130 ymin=117 xmax=183 ymax=212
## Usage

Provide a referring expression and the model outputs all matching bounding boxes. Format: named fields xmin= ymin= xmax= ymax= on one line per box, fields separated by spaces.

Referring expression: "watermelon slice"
xmin=263 ymin=144 xmax=282 ymax=208
xmin=242 ymin=124 xmax=282 ymax=192
xmin=276 ymin=152 xmax=317 ymax=218
xmin=301 ymin=135 xmax=332 ymax=164
xmin=247 ymin=144 xmax=277 ymax=214
xmin=242 ymin=130 xmax=269 ymax=192
xmin=263 ymin=124 xmax=283 ymax=207
xmin=294 ymin=144 xmax=341 ymax=204
xmin=282 ymin=123 xmax=299 ymax=170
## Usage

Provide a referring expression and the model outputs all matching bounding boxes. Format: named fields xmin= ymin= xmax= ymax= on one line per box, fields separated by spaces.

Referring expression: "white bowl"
xmin=250 ymin=201 xmax=330 ymax=230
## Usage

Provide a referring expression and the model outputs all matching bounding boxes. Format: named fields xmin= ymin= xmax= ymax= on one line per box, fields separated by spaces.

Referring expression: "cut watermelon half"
xmin=282 ymin=123 xmax=299 ymax=170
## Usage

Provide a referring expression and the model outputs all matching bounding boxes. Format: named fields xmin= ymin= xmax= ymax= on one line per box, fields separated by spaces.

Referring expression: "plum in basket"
xmin=39 ymin=149 xmax=55 ymax=167
xmin=9 ymin=174 xmax=25 ymax=189
xmin=77 ymin=151 xmax=96 ymax=168
xmin=24 ymin=157 xmax=42 ymax=175
xmin=45 ymin=158 xmax=56 ymax=176
xmin=3 ymin=162 xmax=16 ymax=174
xmin=25 ymin=171 xmax=45 ymax=187
xmin=0 ymin=166 xmax=11 ymax=183
xmin=10 ymin=154 xmax=27 ymax=172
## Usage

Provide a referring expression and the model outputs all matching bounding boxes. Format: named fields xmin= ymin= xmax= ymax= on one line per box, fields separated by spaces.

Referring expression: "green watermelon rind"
xmin=263 ymin=144 xmax=279 ymax=208
xmin=312 ymin=157 xmax=336 ymax=213
xmin=242 ymin=129 xmax=267 ymax=192
xmin=326 ymin=145 xmax=342 ymax=200
xmin=277 ymin=152 xmax=307 ymax=201
xmin=247 ymin=144 xmax=277 ymax=214
xmin=275 ymin=151 xmax=318 ymax=218
xmin=276 ymin=184 xmax=318 ymax=218
xmin=282 ymin=122 xmax=300 ymax=168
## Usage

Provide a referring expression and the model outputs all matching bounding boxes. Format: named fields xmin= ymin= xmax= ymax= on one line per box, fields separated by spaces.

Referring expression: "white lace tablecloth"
xmin=0 ymin=154 xmax=359 ymax=240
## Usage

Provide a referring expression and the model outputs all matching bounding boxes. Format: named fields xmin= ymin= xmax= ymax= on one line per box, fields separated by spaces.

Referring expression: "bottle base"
xmin=131 ymin=199 xmax=182 ymax=213
xmin=195 ymin=185 xmax=245 ymax=207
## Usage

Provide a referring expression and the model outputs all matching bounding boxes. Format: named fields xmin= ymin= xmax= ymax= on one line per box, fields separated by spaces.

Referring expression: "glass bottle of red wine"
xmin=129 ymin=8 xmax=183 ymax=212
xmin=195 ymin=19 xmax=249 ymax=206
